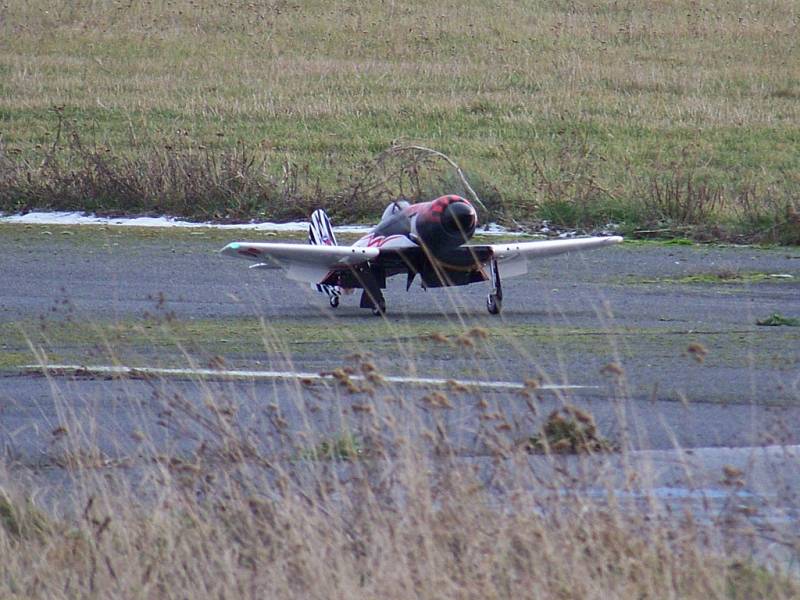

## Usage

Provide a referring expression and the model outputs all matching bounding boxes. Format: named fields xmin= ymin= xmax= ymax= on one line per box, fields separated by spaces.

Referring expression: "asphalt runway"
xmin=1 ymin=224 xmax=800 ymax=554
xmin=1 ymin=225 xmax=799 ymax=455
xmin=1 ymin=224 xmax=798 ymax=407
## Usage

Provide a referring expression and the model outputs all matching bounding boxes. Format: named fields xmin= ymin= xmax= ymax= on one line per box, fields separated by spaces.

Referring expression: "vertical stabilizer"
xmin=309 ymin=209 xmax=338 ymax=247
xmin=308 ymin=209 xmax=342 ymax=306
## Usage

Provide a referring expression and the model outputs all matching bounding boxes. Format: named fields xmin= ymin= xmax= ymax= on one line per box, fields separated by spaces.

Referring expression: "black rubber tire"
xmin=329 ymin=296 xmax=340 ymax=308
xmin=486 ymin=294 xmax=501 ymax=315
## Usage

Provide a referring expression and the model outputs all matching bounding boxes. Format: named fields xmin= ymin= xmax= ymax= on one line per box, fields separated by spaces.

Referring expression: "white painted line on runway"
xmin=20 ymin=364 xmax=598 ymax=392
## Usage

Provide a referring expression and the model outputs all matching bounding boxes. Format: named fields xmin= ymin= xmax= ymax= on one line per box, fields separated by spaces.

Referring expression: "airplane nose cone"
xmin=441 ymin=201 xmax=477 ymax=238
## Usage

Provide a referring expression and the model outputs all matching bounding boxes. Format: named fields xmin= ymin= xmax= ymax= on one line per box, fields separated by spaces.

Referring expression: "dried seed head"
xmin=423 ymin=391 xmax=453 ymax=409
xmin=467 ymin=326 xmax=489 ymax=339
xmin=446 ymin=379 xmax=468 ymax=392
xmin=572 ymin=408 xmax=595 ymax=425
xmin=552 ymin=438 xmax=572 ymax=453
xmin=458 ymin=335 xmax=475 ymax=348
xmin=723 ymin=465 xmax=743 ymax=479
xmin=524 ymin=377 xmax=541 ymax=390
xmin=360 ymin=361 xmax=377 ymax=373
xmin=601 ymin=362 xmax=625 ymax=376
xmin=687 ymin=342 xmax=708 ymax=363
xmin=427 ymin=332 xmax=450 ymax=343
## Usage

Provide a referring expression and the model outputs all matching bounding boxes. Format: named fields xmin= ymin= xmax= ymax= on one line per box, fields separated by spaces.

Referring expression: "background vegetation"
xmin=1 ymin=0 xmax=799 ymax=240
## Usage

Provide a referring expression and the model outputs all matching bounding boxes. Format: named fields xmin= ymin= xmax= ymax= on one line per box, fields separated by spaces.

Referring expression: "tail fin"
xmin=308 ymin=208 xmax=338 ymax=247
xmin=308 ymin=209 xmax=341 ymax=306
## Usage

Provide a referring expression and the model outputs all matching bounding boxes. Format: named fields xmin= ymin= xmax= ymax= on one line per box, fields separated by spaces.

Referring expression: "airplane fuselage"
xmin=353 ymin=195 xmax=478 ymax=253
xmin=323 ymin=195 xmax=487 ymax=293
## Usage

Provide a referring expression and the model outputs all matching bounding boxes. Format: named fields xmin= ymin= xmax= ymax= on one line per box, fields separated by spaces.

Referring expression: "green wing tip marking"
xmin=230 ymin=242 xmax=240 ymax=249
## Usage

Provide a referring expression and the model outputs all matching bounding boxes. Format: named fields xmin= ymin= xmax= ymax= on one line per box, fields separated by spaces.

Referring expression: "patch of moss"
xmin=527 ymin=406 xmax=617 ymax=454
xmin=0 ymin=351 xmax=46 ymax=371
xmin=756 ymin=313 xmax=800 ymax=327
xmin=297 ymin=433 xmax=363 ymax=462
xmin=726 ymin=560 xmax=800 ymax=599
xmin=625 ymin=271 xmax=796 ymax=285
xmin=0 ymin=492 xmax=50 ymax=540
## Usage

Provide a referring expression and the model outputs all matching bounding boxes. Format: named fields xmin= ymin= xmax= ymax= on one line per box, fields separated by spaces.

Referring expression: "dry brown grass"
xmin=2 ymin=415 xmax=796 ymax=599
xmin=2 ymin=313 xmax=800 ymax=598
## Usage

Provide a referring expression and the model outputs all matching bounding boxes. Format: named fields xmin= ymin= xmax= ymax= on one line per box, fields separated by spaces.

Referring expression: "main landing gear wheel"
xmin=371 ymin=300 xmax=386 ymax=317
xmin=486 ymin=257 xmax=503 ymax=315
xmin=486 ymin=293 xmax=501 ymax=315
xmin=329 ymin=296 xmax=340 ymax=308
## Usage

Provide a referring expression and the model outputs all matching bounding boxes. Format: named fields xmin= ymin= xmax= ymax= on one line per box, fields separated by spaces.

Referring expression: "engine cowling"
xmin=412 ymin=195 xmax=477 ymax=251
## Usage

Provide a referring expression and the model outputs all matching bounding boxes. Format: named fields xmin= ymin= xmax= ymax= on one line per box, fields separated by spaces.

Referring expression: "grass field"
xmin=1 ymin=1 xmax=799 ymax=240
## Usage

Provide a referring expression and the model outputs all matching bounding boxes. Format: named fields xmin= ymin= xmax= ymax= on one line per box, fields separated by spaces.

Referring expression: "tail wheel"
xmin=329 ymin=296 xmax=340 ymax=308
xmin=486 ymin=293 xmax=501 ymax=315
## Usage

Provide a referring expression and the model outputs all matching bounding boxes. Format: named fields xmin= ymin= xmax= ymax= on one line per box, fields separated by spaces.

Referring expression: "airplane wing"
xmin=220 ymin=242 xmax=379 ymax=284
xmin=469 ymin=235 xmax=623 ymax=278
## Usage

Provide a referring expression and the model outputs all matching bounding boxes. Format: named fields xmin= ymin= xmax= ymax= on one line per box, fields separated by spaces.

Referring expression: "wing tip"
xmin=220 ymin=242 xmax=240 ymax=255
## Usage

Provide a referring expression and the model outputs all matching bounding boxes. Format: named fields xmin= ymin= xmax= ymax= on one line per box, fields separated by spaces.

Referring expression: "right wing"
xmin=469 ymin=236 xmax=623 ymax=278
xmin=220 ymin=242 xmax=379 ymax=284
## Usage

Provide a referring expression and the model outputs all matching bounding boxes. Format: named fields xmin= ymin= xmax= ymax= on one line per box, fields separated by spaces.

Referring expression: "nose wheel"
xmin=329 ymin=295 xmax=340 ymax=308
xmin=486 ymin=258 xmax=503 ymax=315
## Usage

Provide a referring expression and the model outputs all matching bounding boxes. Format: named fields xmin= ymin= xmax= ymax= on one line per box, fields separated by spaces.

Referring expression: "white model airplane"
xmin=221 ymin=195 xmax=622 ymax=315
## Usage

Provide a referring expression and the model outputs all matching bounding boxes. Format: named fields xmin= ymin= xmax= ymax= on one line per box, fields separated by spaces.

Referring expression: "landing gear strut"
xmin=486 ymin=258 xmax=502 ymax=315
xmin=361 ymin=290 xmax=386 ymax=316
xmin=371 ymin=298 xmax=386 ymax=316
xmin=356 ymin=267 xmax=387 ymax=317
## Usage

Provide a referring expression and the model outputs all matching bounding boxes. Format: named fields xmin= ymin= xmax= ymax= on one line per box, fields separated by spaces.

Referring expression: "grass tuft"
xmin=527 ymin=406 xmax=617 ymax=454
xmin=297 ymin=433 xmax=364 ymax=462
xmin=756 ymin=313 xmax=800 ymax=327
xmin=0 ymin=491 xmax=51 ymax=540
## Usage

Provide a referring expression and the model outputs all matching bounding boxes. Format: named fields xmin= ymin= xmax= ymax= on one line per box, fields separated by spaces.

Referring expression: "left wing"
xmin=220 ymin=242 xmax=378 ymax=284
xmin=469 ymin=236 xmax=623 ymax=278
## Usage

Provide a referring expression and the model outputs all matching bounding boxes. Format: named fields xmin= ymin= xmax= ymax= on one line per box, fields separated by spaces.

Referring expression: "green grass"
xmin=296 ymin=433 xmax=364 ymax=462
xmin=625 ymin=271 xmax=798 ymax=285
xmin=757 ymin=313 xmax=800 ymax=327
xmin=1 ymin=1 xmax=799 ymax=242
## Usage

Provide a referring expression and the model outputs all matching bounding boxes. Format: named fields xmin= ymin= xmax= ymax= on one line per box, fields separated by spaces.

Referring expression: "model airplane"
xmin=221 ymin=195 xmax=622 ymax=315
